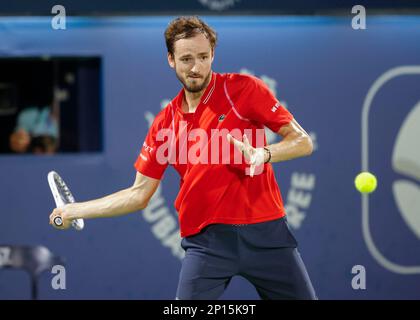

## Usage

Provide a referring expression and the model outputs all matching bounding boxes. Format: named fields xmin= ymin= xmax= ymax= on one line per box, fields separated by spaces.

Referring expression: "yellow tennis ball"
xmin=354 ymin=172 xmax=377 ymax=193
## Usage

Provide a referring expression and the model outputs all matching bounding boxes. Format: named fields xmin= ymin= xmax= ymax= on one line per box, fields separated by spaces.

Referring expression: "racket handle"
xmin=54 ymin=216 xmax=63 ymax=227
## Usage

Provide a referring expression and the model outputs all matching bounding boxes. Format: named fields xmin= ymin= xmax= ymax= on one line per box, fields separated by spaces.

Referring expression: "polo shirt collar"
xmin=173 ymin=71 xmax=217 ymax=114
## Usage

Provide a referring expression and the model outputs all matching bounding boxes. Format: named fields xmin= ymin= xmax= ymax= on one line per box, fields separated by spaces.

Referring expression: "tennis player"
xmin=50 ymin=16 xmax=317 ymax=300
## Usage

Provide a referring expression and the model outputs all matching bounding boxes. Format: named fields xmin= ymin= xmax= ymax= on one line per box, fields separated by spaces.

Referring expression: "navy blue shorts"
xmin=176 ymin=217 xmax=317 ymax=300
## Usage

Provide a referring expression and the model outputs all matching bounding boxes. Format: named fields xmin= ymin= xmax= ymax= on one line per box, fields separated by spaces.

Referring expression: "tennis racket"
xmin=48 ymin=171 xmax=84 ymax=230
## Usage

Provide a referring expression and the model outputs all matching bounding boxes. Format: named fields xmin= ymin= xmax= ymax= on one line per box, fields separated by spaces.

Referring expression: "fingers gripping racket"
xmin=48 ymin=171 xmax=84 ymax=230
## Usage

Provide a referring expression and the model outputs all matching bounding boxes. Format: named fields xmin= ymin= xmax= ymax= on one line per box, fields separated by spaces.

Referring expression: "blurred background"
xmin=0 ymin=0 xmax=420 ymax=299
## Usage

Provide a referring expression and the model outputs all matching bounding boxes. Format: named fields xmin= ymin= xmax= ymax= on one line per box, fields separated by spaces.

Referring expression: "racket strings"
xmin=54 ymin=175 xmax=75 ymax=203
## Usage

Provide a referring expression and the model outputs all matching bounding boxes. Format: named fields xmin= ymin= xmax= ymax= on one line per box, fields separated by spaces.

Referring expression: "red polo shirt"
xmin=134 ymin=72 xmax=293 ymax=237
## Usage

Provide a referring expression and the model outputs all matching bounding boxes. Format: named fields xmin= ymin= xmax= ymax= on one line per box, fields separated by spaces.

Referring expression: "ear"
xmin=167 ymin=52 xmax=175 ymax=69
xmin=211 ymin=48 xmax=215 ymax=63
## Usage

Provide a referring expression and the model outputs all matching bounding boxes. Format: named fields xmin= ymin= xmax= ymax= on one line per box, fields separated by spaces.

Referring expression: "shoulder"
xmin=149 ymin=103 xmax=174 ymax=131
xmin=224 ymin=73 xmax=265 ymax=92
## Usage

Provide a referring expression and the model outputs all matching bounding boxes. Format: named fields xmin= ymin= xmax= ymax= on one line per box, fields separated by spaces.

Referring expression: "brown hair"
xmin=165 ymin=16 xmax=217 ymax=56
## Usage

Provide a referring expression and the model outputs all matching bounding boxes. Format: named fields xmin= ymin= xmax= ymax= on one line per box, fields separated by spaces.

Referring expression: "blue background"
xmin=0 ymin=16 xmax=420 ymax=299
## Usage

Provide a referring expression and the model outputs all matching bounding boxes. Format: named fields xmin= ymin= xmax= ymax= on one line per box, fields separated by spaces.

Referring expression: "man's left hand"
xmin=227 ymin=133 xmax=265 ymax=177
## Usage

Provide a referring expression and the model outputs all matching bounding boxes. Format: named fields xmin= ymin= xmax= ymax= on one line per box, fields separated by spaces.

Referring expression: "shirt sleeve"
xmin=134 ymin=114 xmax=169 ymax=180
xmin=233 ymin=75 xmax=294 ymax=133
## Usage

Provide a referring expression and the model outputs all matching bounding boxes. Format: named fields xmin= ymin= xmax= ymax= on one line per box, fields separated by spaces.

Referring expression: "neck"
xmin=182 ymin=72 xmax=212 ymax=113
xmin=183 ymin=90 xmax=204 ymax=113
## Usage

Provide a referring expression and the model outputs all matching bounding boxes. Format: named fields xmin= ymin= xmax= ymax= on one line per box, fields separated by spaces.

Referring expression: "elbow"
xmin=302 ymin=134 xmax=314 ymax=156
xmin=137 ymin=200 xmax=148 ymax=211
xmin=130 ymin=188 xmax=149 ymax=211
xmin=136 ymin=197 xmax=149 ymax=211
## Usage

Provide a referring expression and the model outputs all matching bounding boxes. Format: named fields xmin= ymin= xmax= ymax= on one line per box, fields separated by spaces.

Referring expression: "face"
xmin=168 ymin=33 xmax=214 ymax=93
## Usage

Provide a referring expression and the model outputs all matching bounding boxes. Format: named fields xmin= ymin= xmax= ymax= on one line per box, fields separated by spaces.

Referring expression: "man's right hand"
xmin=49 ymin=206 xmax=72 ymax=230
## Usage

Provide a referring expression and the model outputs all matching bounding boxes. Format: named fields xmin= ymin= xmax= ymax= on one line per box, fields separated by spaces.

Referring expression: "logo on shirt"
xmin=143 ymin=142 xmax=154 ymax=153
xmin=271 ymin=102 xmax=281 ymax=113
xmin=218 ymin=114 xmax=226 ymax=121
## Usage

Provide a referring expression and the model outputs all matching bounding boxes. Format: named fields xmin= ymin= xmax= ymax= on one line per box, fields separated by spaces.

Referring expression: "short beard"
xmin=177 ymin=70 xmax=212 ymax=93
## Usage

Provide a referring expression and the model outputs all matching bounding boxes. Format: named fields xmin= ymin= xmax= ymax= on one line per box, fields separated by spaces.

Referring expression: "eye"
xmin=181 ymin=57 xmax=191 ymax=62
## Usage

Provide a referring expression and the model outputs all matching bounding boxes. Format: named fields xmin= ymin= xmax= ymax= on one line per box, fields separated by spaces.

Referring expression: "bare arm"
xmin=266 ymin=118 xmax=313 ymax=163
xmin=49 ymin=172 xmax=160 ymax=229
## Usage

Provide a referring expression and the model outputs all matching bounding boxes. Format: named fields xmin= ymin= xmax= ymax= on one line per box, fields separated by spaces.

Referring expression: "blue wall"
xmin=1 ymin=16 xmax=420 ymax=299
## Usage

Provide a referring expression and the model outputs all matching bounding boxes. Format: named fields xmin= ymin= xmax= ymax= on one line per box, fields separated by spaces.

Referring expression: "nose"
xmin=190 ymin=62 xmax=200 ymax=74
